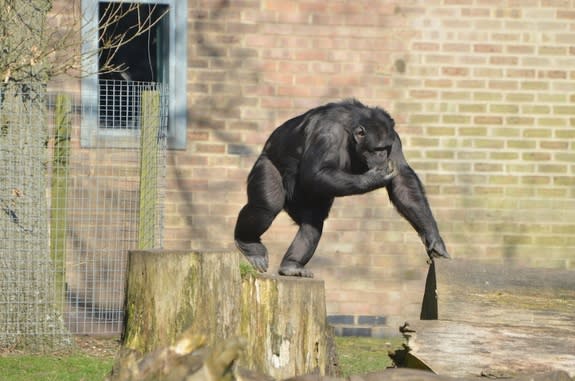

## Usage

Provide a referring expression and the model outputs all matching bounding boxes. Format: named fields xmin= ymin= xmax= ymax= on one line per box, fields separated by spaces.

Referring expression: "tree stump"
xmin=240 ymin=274 xmax=330 ymax=378
xmin=123 ymin=250 xmax=241 ymax=353
xmin=123 ymin=250 xmax=336 ymax=379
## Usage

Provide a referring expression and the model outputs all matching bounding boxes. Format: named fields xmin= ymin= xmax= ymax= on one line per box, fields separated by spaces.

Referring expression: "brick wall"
xmin=171 ymin=0 xmax=574 ymax=325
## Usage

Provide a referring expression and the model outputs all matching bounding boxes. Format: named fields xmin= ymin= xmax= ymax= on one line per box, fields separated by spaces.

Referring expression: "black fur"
xmin=235 ymin=100 xmax=449 ymax=277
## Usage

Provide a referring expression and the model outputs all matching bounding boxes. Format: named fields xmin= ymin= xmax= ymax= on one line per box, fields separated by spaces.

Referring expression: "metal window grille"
xmin=99 ymin=80 xmax=148 ymax=129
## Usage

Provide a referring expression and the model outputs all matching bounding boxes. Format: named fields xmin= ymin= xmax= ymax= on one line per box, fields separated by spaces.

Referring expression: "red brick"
xmin=263 ymin=0 xmax=298 ymax=13
xmin=189 ymin=131 xmax=210 ymax=141
xmin=265 ymin=71 xmax=293 ymax=85
xmin=491 ymin=33 xmax=520 ymax=42
xmin=277 ymin=86 xmax=310 ymax=97
xmin=523 ymin=152 xmax=552 ymax=161
xmin=474 ymin=116 xmax=503 ymax=125
xmin=409 ymin=90 xmax=437 ymax=99
xmin=494 ymin=8 xmax=522 ymax=18
xmin=490 ymin=56 xmax=518 ymax=65
xmin=557 ymin=10 xmax=575 ymax=19
xmin=474 ymin=44 xmax=502 ymax=53
xmin=294 ymin=50 xmax=329 ymax=61
xmin=278 ymin=61 xmax=309 ymax=73
xmin=195 ymin=143 xmax=226 ymax=154
xmin=442 ymin=67 xmax=469 ymax=76
xmin=539 ymin=70 xmax=567 ymax=79
xmin=295 ymin=75 xmax=329 ymax=86
xmin=424 ymin=79 xmax=453 ymax=88
xmin=489 ymin=80 xmax=518 ymax=90
xmin=457 ymin=80 xmax=485 ymax=88
xmin=261 ymin=97 xmax=292 ymax=109
xmin=445 ymin=0 xmax=473 ymax=4
xmin=462 ymin=8 xmax=490 ymax=17
xmin=539 ymin=46 xmax=567 ymax=55
xmin=443 ymin=43 xmax=471 ymax=52
xmin=506 ymin=69 xmax=535 ymax=78
xmin=329 ymin=76 xmax=361 ymax=87
xmin=507 ymin=45 xmax=535 ymax=54
xmin=412 ymin=42 xmax=440 ymax=51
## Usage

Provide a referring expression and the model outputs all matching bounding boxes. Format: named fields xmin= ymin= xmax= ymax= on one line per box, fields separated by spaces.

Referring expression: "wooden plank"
xmin=408 ymin=259 xmax=575 ymax=378
xmin=350 ymin=369 xmax=573 ymax=381
xmin=420 ymin=259 xmax=438 ymax=320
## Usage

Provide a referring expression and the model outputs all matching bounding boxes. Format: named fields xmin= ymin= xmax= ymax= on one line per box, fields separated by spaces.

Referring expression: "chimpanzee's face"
xmin=353 ymin=113 xmax=396 ymax=170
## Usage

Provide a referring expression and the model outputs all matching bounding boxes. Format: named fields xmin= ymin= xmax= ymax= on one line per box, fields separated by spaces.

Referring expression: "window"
xmin=81 ymin=0 xmax=187 ymax=149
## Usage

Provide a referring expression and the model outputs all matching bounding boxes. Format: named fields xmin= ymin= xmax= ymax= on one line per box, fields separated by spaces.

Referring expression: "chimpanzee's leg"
xmin=386 ymin=139 xmax=450 ymax=259
xmin=279 ymin=199 xmax=332 ymax=278
xmin=234 ymin=155 xmax=285 ymax=272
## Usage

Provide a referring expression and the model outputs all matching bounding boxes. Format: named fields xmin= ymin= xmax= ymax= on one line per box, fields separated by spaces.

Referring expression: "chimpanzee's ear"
xmin=353 ymin=125 xmax=366 ymax=144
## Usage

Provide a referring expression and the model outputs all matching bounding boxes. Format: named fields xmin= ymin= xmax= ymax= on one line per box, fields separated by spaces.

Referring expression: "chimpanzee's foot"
xmin=235 ymin=240 xmax=269 ymax=272
xmin=278 ymin=264 xmax=314 ymax=278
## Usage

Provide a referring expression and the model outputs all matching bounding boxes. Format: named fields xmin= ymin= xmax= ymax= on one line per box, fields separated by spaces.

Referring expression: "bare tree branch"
xmin=0 ymin=0 xmax=169 ymax=82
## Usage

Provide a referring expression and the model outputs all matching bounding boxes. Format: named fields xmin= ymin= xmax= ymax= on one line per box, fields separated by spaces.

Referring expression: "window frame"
xmin=81 ymin=0 xmax=187 ymax=149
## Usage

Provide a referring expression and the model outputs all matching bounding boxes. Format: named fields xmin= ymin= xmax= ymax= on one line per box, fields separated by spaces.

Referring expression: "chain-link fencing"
xmin=0 ymin=80 xmax=168 ymax=347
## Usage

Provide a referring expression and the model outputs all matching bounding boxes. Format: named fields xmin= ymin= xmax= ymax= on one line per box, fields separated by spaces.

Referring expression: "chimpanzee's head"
xmin=352 ymin=107 xmax=397 ymax=170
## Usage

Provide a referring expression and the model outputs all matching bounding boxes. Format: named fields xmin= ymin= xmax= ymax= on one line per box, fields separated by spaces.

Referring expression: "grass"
xmin=335 ymin=336 xmax=405 ymax=377
xmin=0 ymin=354 xmax=113 ymax=381
xmin=239 ymin=261 xmax=259 ymax=279
xmin=0 ymin=336 xmax=403 ymax=380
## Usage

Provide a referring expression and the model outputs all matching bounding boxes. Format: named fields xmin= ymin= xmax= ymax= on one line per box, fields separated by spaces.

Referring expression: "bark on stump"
xmin=240 ymin=274 xmax=329 ymax=379
xmin=123 ymin=250 xmax=335 ymax=379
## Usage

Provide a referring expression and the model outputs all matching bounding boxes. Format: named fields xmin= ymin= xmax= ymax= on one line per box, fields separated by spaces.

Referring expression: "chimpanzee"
xmin=234 ymin=99 xmax=449 ymax=278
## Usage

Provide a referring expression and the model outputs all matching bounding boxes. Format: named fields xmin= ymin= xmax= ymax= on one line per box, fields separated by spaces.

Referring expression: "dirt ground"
xmin=409 ymin=259 xmax=575 ymax=378
xmin=0 ymin=334 xmax=120 ymax=359
xmin=74 ymin=335 xmax=120 ymax=358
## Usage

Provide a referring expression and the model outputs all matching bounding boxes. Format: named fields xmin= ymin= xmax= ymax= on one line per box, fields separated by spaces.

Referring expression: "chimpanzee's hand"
xmin=366 ymin=151 xmax=392 ymax=171
xmin=423 ymin=233 xmax=450 ymax=259
xmin=383 ymin=159 xmax=398 ymax=180
xmin=364 ymin=159 xmax=398 ymax=188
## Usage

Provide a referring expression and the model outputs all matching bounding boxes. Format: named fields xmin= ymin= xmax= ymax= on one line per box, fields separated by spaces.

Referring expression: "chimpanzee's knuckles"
xmin=366 ymin=156 xmax=386 ymax=170
xmin=365 ymin=167 xmax=386 ymax=184
xmin=431 ymin=244 xmax=451 ymax=259
xmin=236 ymin=240 xmax=269 ymax=271
xmin=426 ymin=235 xmax=450 ymax=259
xmin=249 ymin=256 xmax=269 ymax=272
xmin=279 ymin=267 xmax=314 ymax=278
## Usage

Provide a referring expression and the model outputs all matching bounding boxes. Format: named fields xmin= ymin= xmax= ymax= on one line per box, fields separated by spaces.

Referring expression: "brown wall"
xmin=52 ymin=0 xmax=575 ymax=328
xmin=173 ymin=0 xmax=575 ymax=323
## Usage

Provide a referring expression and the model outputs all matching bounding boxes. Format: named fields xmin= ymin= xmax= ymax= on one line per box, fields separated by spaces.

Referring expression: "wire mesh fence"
xmin=0 ymin=80 xmax=168 ymax=346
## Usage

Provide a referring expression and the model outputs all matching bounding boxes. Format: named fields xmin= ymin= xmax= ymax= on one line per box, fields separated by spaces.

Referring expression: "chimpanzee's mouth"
xmin=374 ymin=145 xmax=392 ymax=159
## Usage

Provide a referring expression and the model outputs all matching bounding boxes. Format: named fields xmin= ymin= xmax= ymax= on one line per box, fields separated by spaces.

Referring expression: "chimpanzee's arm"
xmin=386 ymin=138 xmax=450 ymax=258
xmin=300 ymin=123 xmax=395 ymax=197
